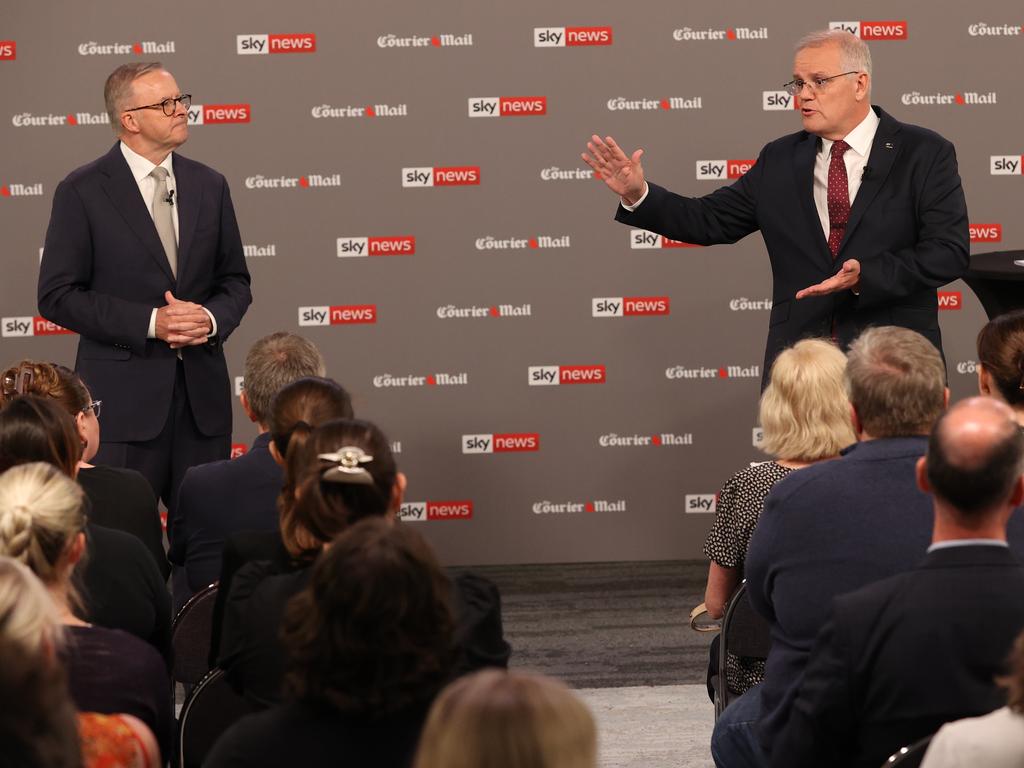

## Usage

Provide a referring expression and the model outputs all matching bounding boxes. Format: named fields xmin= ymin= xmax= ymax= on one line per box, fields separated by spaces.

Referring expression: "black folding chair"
xmin=882 ymin=735 xmax=933 ymax=767
xmin=171 ymin=582 xmax=218 ymax=690
xmin=714 ymin=581 xmax=771 ymax=719
xmin=177 ymin=667 xmax=261 ymax=768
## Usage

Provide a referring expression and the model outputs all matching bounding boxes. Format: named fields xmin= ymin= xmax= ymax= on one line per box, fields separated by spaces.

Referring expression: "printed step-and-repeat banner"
xmin=1 ymin=2 xmax=1020 ymax=564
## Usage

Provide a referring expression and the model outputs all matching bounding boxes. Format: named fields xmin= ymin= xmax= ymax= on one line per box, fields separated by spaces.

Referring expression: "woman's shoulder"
xmin=67 ymin=625 xmax=165 ymax=673
xmin=723 ymin=461 xmax=790 ymax=490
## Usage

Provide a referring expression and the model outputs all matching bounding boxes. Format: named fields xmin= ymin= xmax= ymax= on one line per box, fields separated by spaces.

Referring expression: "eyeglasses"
xmin=783 ymin=72 xmax=859 ymax=96
xmin=81 ymin=400 xmax=102 ymax=418
xmin=124 ymin=94 xmax=192 ymax=117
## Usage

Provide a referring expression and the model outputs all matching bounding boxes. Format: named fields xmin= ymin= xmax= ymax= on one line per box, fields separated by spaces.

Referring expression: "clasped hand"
xmin=155 ymin=291 xmax=211 ymax=348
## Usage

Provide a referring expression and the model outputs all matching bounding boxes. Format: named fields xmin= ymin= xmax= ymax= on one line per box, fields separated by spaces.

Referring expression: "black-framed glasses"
xmin=124 ymin=94 xmax=192 ymax=117
xmin=81 ymin=400 xmax=102 ymax=418
xmin=783 ymin=72 xmax=859 ymax=96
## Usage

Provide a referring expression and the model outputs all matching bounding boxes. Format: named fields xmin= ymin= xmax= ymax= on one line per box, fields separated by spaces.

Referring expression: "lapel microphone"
xmin=862 ymin=166 xmax=873 ymax=180
xmin=165 ymin=189 xmax=175 ymax=206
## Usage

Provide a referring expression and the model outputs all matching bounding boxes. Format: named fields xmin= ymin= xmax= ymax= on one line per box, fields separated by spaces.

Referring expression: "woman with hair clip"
xmin=976 ymin=309 xmax=1024 ymax=428
xmin=1 ymin=360 xmax=166 ymax=578
xmin=217 ymin=416 xmax=510 ymax=706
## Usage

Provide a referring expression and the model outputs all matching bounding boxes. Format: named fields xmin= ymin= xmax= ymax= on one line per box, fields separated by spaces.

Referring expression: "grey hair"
xmin=796 ymin=29 xmax=872 ymax=80
xmin=103 ymin=61 xmax=165 ymax=135
xmin=243 ymin=332 xmax=327 ymax=424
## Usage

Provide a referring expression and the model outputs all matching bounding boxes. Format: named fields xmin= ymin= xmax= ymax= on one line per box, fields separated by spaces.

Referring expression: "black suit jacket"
xmin=38 ymin=143 xmax=251 ymax=442
xmin=772 ymin=545 xmax=1024 ymax=768
xmin=615 ymin=106 xmax=969 ymax=377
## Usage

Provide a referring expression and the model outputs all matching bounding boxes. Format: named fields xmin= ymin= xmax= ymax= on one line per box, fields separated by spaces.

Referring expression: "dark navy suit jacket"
xmin=38 ymin=143 xmax=251 ymax=443
xmin=615 ymin=106 xmax=969 ymax=378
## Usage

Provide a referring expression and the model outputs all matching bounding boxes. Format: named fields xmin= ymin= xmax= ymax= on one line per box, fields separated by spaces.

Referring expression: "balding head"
xmin=925 ymin=397 xmax=1024 ymax=516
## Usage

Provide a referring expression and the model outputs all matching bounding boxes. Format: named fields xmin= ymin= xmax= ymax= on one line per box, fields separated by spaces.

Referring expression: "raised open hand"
xmin=582 ymin=135 xmax=646 ymax=205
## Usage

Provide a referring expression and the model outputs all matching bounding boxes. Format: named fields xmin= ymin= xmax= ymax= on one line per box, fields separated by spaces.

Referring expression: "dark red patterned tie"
xmin=826 ymin=139 xmax=851 ymax=259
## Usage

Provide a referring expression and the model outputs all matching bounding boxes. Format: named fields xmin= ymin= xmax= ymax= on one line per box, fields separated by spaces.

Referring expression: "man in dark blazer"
xmin=168 ymin=332 xmax=327 ymax=611
xmin=582 ymin=30 xmax=968 ymax=382
xmin=772 ymin=397 xmax=1024 ymax=768
xmin=38 ymin=63 xmax=251 ymax=531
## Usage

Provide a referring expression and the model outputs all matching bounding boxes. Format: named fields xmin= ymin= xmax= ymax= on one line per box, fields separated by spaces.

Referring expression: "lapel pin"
xmin=884 ymin=141 xmax=894 ymax=150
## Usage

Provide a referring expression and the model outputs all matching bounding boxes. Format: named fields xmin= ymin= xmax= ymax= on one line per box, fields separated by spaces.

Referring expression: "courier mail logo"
xmin=968 ymin=23 xmax=1022 ymax=36
xmin=829 ymin=21 xmax=908 ymax=40
xmin=245 ymin=173 xmax=340 ymax=190
xmin=938 ymin=291 xmax=962 ymax=310
xmin=1 ymin=182 xmax=43 ymax=198
xmin=762 ymin=91 xmax=799 ymax=110
xmin=468 ymin=97 xmax=547 ymax=117
xmin=475 ymin=235 xmax=570 ymax=250
xmin=402 ymin=166 xmax=480 ymax=187
xmin=2 ymin=316 xmax=75 ymax=338
xmin=337 ymin=236 xmax=415 ymax=258
xmin=599 ymin=433 xmax=693 ymax=447
xmin=376 ymin=33 xmax=474 ymax=48
xmin=534 ymin=26 xmax=613 ymax=47
xmin=398 ymin=501 xmax=473 ymax=522
xmin=592 ymin=297 xmax=670 ymax=317
xmin=666 ymin=364 xmax=761 ymax=379
xmin=437 ymin=304 xmax=531 ymax=319
xmin=696 ymin=159 xmax=756 ymax=180
xmin=0 ymin=41 xmax=16 ymax=60
xmin=540 ymin=167 xmax=601 ymax=182
xmin=685 ymin=494 xmax=718 ymax=514
xmin=462 ymin=433 xmax=540 ymax=454
xmin=532 ymin=499 xmax=626 ymax=514
xmin=991 ymin=156 xmax=1024 ymax=175
xmin=78 ymin=40 xmax=175 ymax=56
xmin=630 ymin=229 xmax=701 ymax=249
xmin=672 ymin=26 xmax=768 ymax=41
xmin=236 ymin=33 xmax=316 ymax=54
xmin=12 ymin=112 xmax=109 ymax=127
xmin=298 ymin=305 xmax=377 ymax=326
xmin=312 ymin=103 xmax=408 ymax=118
xmin=528 ymin=365 xmax=605 ymax=386
xmin=970 ymin=223 xmax=1003 ymax=242
xmin=607 ymin=97 xmax=703 ymax=111
xmin=188 ymin=104 xmax=251 ymax=125
xmin=372 ymin=372 xmax=469 ymax=388
xmin=901 ymin=91 xmax=997 ymax=106
xmin=957 ymin=360 xmax=980 ymax=376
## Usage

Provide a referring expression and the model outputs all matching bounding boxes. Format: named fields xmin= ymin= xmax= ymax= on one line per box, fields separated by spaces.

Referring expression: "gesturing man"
xmin=38 ymin=62 xmax=252 ymax=534
xmin=582 ymin=30 xmax=968 ymax=382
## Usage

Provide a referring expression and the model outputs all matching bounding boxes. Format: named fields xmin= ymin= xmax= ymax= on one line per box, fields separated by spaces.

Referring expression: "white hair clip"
xmin=318 ymin=446 xmax=374 ymax=485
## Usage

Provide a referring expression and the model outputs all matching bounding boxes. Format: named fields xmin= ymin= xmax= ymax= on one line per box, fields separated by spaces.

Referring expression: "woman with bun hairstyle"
xmin=977 ymin=309 xmax=1024 ymax=427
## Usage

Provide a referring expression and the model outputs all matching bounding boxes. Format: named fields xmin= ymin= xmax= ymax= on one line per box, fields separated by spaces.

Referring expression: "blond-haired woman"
xmin=415 ymin=669 xmax=597 ymax=768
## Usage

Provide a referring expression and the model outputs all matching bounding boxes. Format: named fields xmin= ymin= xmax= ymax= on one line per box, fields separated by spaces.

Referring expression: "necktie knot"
xmin=830 ymin=139 xmax=851 ymax=158
xmin=150 ymin=166 xmax=169 ymax=182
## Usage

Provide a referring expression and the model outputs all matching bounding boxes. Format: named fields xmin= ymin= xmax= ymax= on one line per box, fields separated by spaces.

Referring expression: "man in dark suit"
xmin=772 ymin=397 xmax=1024 ymax=768
xmin=582 ymin=30 xmax=968 ymax=381
xmin=38 ymin=62 xmax=252 ymax=532
xmin=168 ymin=332 xmax=326 ymax=611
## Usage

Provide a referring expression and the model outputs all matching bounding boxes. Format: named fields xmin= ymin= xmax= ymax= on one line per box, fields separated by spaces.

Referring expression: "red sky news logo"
xmin=298 ymin=305 xmax=377 ymax=326
xmin=2 ymin=316 xmax=75 ymax=338
xmin=468 ymin=97 xmax=547 ymax=117
xmin=671 ymin=26 xmax=767 ymax=41
xmin=970 ymin=223 xmax=1002 ymax=242
xmin=403 ymin=166 xmax=480 ymax=187
xmin=230 ymin=444 xmax=248 ymax=459
xmin=938 ymin=291 xmax=962 ymax=310
xmin=1 ymin=183 xmax=43 ymax=197
xmin=399 ymin=501 xmax=473 ymax=522
xmin=829 ymin=21 xmax=908 ymax=39
xmin=437 ymin=304 xmax=531 ymax=319
xmin=337 ymin=236 xmax=415 ymax=257
xmin=0 ymin=41 xmax=15 ymax=60
xmin=901 ymin=91 xmax=997 ymax=106
xmin=78 ymin=40 xmax=175 ymax=55
xmin=666 ymin=365 xmax=760 ymax=379
xmin=534 ymin=26 xmax=612 ymax=47
xmin=697 ymin=159 xmax=755 ymax=180
xmin=237 ymin=33 xmax=316 ymax=54
xmin=968 ymin=23 xmax=1022 ymax=36
xmin=599 ymin=432 xmax=693 ymax=447
xmin=532 ymin=499 xmax=626 ymax=514
xmin=592 ymin=297 xmax=670 ymax=317
xmin=372 ymin=372 xmax=469 ymax=388
xmin=311 ymin=104 xmax=408 ymax=118
xmin=763 ymin=91 xmax=799 ymax=110
xmin=991 ymin=156 xmax=1023 ymax=175
xmin=630 ymin=229 xmax=701 ymax=249
xmin=528 ymin=365 xmax=605 ymax=386
xmin=462 ymin=433 xmax=540 ymax=453
xmin=188 ymin=104 xmax=251 ymax=125
xmin=376 ymin=33 xmax=473 ymax=48
xmin=685 ymin=494 xmax=718 ymax=513
xmin=12 ymin=112 xmax=108 ymax=127
xmin=244 ymin=174 xmax=340 ymax=189
xmin=606 ymin=96 xmax=703 ymax=111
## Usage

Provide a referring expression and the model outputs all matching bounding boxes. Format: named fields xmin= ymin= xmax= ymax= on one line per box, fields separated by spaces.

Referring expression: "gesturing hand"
xmin=581 ymin=135 xmax=646 ymax=206
xmin=795 ymin=260 xmax=861 ymax=300
xmin=155 ymin=291 xmax=212 ymax=348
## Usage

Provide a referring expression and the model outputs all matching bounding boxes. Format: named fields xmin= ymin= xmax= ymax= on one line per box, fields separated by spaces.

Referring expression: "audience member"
xmin=0 ymin=395 xmax=170 ymax=663
xmin=1 ymin=360 xmax=166 ymax=578
xmin=205 ymin=518 xmax=455 ymax=767
xmin=0 ymin=462 xmax=171 ymax=762
xmin=773 ymin=397 xmax=1024 ymax=768
xmin=168 ymin=332 xmax=327 ymax=609
xmin=415 ymin=669 xmax=598 ymax=768
xmin=976 ymin=309 xmax=1024 ymax=427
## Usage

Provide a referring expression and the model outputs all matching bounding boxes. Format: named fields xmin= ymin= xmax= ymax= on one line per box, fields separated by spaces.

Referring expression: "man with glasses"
xmin=38 ymin=62 xmax=252 ymax=541
xmin=583 ymin=29 xmax=968 ymax=388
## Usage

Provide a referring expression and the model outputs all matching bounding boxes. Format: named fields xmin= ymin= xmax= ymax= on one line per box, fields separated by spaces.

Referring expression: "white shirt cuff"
xmin=148 ymin=308 xmax=158 ymax=339
xmin=203 ymin=307 xmax=218 ymax=337
xmin=619 ymin=182 xmax=650 ymax=212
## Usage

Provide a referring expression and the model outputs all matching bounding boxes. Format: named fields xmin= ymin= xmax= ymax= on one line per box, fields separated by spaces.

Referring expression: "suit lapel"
xmin=792 ymin=132 xmax=832 ymax=268
xmin=172 ymin=153 xmax=202 ymax=284
xmin=839 ymin=108 xmax=902 ymax=254
xmin=98 ymin=144 xmax=176 ymax=283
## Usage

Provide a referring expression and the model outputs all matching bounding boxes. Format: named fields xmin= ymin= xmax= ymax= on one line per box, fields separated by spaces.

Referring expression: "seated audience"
xmin=168 ymin=332 xmax=327 ymax=610
xmin=0 ymin=462 xmax=171 ymax=763
xmin=0 ymin=396 xmax=170 ymax=663
xmin=773 ymin=397 xmax=1024 ymax=768
xmin=205 ymin=518 xmax=455 ymax=767
xmin=702 ymin=338 xmax=855 ymax=698
xmin=217 ymin=417 xmax=510 ymax=704
xmin=415 ymin=669 xmax=598 ymax=768
xmin=1 ymin=360 xmax=167 ymax=578
xmin=976 ymin=309 xmax=1024 ymax=427
xmin=922 ymin=629 xmax=1024 ymax=768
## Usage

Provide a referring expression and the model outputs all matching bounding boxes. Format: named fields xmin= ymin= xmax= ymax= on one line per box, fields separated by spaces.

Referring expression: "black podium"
xmin=963 ymin=250 xmax=1024 ymax=320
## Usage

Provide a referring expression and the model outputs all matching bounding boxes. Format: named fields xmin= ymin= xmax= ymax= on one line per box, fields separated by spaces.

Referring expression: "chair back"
xmin=715 ymin=581 xmax=771 ymax=717
xmin=177 ymin=667 xmax=261 ymax=768
xmin=882 ymin=735 xmax=933 ymax=768
xmin=171 ymin=582 xmax=218 ymax=687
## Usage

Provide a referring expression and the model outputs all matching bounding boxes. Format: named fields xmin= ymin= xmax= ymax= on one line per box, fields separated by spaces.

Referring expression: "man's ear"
xmin=240 ymin=390 xmax=259 ymax=424
xmin=268 ymin=440 xmax=285 ymax=467
xmin=915 ymin=456 xmax=932 ymax=495
xmin=850 ymin=404 xmax=864 ymax=437
xmin=391 ymin=472 xmax=407 ymax=513
xmin=943 ymin=387 xmax=951 ymax=409
xmin=1009 ymin=475 xmax=1024 ymax=508
xmin=978 ymin=364 xmax=992 ymax=396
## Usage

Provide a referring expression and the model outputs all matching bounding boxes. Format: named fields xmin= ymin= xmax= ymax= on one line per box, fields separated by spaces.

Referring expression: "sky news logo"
xmin=437 ymin=304 xmax=531 ymax=319
xmin=399 ymin=500 xmax=473 ymax=522
xmin=630 ymin=229 xmax=700 ymax=249
xmin=2 ymin=316 xmax=75 ymax=338
xmin=534 ymin=26 xmax=612 ymax=47
xmin=697 ymin=159 xmax=756 ymax=180
xmin=0 ymin=41 xmax=15 ymax=60
xmin=188 ymin=104 xmax=251 ymax=125
xmin=938 ymin=291 xmax=962 ymax=310
xmin=311 ymin=104 xmax=408 ymax=118
xmin=298 ymin=305 xmax=376 ymax=326
xmin=598 ymin=433 xmax=693 ymax=447
xmin=762 ymin=91 xmax=799 ymax=110
xmin=337 ymin=236 xmax=415 ymax=257
xmin=666 ymin=365 xmax=761 ymax=380
xmin=829 ymin=21 xmax=908 ymax=40
xmin=403 ymin=166 xmax=480 ymax=187
xmin=685 ymin=494 xmax=718 ymax=514
xmin=376 ymin=33 xmax=473 ymax=48
xmin=12 ymin=112 xmax=108 ymax=127
xmin=592 ymin=297 xmax=670 ymax=317
xmin=991 ymin=156 xmax=1023 ymax=175
xmin=78 ymin=40 xmax=175 ymax=55
xmin=372 ymin=373 xmax=469 ymax=388
xmin=462 ymin=433 xmax=540 ymax=453
xmin=1 ymin=183 xmax=43 ymax=197
xmin=671 ymin=26 xmax=767 ymax=41
xmin=528 ymin=365 xmax=605 ymax=386
xmin=230 ymin=444 xmax=248 ymax=459
xmin=237 ymin=33 xmax=316 ymax=54
xmin=468 ymin=97 xmax=547 ymax=117
xmin=970 ymin=223 xmax=1002 ymax=242
xmin=532 ymin=499 xmax=626 ymax=514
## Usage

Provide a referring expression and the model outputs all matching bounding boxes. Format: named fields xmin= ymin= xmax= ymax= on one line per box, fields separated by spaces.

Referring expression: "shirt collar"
xmin=819 ymin=107 xmax=880 ymax=158
xmin=119 ymin=141 xmax=174 ymax=184
xmin=927 ymin=538 xmax=1009 ymax=553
